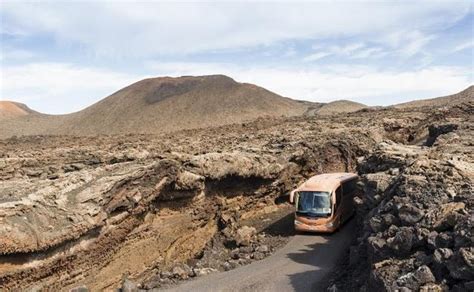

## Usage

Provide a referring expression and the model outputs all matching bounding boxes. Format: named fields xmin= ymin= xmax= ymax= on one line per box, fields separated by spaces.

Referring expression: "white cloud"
xmin=0 ymin=63 xmax=143 ymax=114
xmin=352 ymin=47 xmax=386 ymax=59
xmin=303 ymin=51 xmax=331 ymax=62
xmin=333 ymin=43 xmax=366 ymax=55
xmin=304 ymin=29 xmax=438 ymax=62
xmin=283 ymin=47 xmax=297 ymax=57
xmin=453 ymin=40 xmax=474 ymax=52
xmin=1 ymin=1 xmax=470 ymax=56
xmin=304 ymin=42 xmax=388 ymax=61
xmin=0 ymin=47 xmax=35 ymax=61
xmin=384 ymin=30 xmax=436 ymax=57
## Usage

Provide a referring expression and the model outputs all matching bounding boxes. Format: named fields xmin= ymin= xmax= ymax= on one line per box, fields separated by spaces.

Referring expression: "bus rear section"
xmin=289 ymin=173 xmax=358 ymax=233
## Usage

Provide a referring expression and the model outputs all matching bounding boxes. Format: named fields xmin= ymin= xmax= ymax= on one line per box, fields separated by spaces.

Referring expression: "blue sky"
xmin=1 ymin=1 xmax=473 ymax=114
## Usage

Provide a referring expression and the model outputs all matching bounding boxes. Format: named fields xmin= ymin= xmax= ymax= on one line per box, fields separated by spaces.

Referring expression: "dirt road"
xmin=164 ymin=219 xmax=356 ymax=292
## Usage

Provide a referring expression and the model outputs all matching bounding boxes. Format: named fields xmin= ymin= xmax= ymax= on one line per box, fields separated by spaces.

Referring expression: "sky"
xmin=0 ymin=1 xmax=473 ymax=114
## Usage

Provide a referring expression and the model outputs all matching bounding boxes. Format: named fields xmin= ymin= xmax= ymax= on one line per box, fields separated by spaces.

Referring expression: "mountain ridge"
xmin=0 ymin=75 xmax=306 ymax=138
xmin=394 ymin=85 xmax=473 ymax=109
xmin=1 ymin=76 xmax=471 ymax=139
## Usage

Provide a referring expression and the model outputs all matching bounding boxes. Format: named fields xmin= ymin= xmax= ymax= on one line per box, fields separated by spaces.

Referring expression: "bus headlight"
xmin=294 ymin=219 xmax=302 ymax=225
xmin=326 ymin=222 xmax=334 ymax=228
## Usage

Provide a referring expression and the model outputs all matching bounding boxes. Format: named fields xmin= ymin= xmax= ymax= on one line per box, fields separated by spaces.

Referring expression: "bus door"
xmin=334 ymin=186 xmax=343 ymax=227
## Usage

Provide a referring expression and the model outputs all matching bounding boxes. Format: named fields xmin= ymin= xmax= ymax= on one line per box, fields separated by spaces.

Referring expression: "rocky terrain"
xmin=0 ymin=111 xmax=373 ymax=290
xmin=0 ymin=83 xmax=472 ymax=291
xmin=328 ymin=102 xmax=474 ymax=291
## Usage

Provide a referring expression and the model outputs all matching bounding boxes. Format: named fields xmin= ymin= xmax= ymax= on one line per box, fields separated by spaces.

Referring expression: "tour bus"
xmin=289 ymin=172 xmax=358 ymax=233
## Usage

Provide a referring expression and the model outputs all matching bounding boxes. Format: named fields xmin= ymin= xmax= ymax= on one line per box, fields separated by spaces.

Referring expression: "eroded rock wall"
xmin=347 ymin=103 xmax=473 ymax=291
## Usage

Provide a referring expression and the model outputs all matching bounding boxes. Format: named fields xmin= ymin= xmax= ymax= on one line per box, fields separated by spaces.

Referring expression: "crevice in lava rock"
xmin=425 ymin=124 xmax=459 ymax=147
xmin=204 ymin=175 xmax=273 ymax=198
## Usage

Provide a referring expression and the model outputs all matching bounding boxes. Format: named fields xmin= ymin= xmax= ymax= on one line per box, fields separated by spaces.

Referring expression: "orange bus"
xmin=289 ymin=172 xmax=358 ymax=233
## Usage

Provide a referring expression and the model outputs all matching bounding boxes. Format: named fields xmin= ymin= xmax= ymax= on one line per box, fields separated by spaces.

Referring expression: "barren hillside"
xmin=395 ymin=85 xmax=473 ymax=109
xmin=315 ymin=100 xmax=367 ymax=115
xmin=0 ymin=101 xmax=37 ymax=120
xmin=0 ymin=75 xmax=306 ymax=138
xmin=3 ymin=78 xmax=472 ymax=139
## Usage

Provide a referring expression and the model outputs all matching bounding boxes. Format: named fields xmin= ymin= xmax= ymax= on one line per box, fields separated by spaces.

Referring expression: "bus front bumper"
xmin=294 ymin=220 xmax=337 ymax=233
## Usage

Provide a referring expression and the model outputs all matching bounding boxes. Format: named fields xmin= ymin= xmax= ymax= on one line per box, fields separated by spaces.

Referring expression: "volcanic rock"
xmin=235 ymin=226 xmax=257 ymax=246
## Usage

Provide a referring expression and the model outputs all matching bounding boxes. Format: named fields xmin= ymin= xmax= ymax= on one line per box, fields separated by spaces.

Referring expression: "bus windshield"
xmin=297 ymin=191 xmax=331 ymax=217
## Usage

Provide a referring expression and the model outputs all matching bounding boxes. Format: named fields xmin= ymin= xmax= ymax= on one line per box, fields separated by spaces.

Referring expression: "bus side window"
xmin=335 ymin=186 xmax=342 ymax=210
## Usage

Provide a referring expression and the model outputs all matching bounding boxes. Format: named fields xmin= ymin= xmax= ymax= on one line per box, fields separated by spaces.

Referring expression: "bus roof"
xmin=298 ymin=172 xmax=358 ymax=192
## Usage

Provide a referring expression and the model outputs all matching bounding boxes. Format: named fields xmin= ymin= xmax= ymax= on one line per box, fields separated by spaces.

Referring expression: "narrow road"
xmin=164 ymin=219 xmax=356 ymax=292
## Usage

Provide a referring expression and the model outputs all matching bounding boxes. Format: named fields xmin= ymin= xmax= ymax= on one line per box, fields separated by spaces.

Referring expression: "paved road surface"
xmin=165 ymin=219 xmax=356 ymax=292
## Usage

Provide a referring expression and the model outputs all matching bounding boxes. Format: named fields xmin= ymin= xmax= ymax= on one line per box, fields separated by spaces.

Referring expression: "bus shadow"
xmin=261 ymin=211 xmax=296 ymax=237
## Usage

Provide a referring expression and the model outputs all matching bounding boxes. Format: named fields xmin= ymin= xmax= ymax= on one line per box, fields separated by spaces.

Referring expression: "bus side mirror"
xmin=289 ymin=190 xmax=296 ymax=204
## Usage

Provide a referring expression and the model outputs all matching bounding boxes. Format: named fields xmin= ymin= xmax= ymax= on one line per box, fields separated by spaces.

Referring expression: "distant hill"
xmin=394 ymin=86 xmax=473 ymax=109
xmin=2 ymin=77 xmax=471 ymax=139
xmin=315 ymin=100 xmax=367 ymax=115
xmin=0 ymin=75 xmax=306 ymax=138
xmin=0 ymin=101 xmax=37 ymax=120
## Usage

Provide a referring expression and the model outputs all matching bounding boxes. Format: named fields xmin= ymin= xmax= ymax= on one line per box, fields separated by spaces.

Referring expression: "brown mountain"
xmin=0 ymin=75 xmax=306 ymax=138
xmin=0 ymin=101 xmax=38 ymax=120
xmin=394 ymin=85 xmax=473 ymax=109
xmin=315 ymin=100 xmax=367 ymax=115
xmin=2 ymin=76 xmax=471 ymax=139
